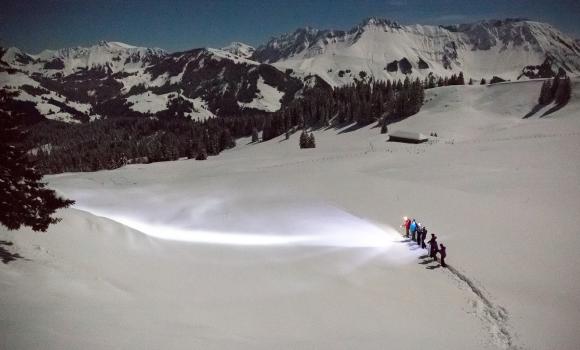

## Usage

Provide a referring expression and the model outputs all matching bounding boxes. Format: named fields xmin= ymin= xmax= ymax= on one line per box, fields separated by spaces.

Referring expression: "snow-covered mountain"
xmin=252 ymin=18 xmax=580 ymax=85
xmin=221 ymin=42 xmax=255 ymax=59
xmin=0 ymin=42 xmax=313 ymax=123
xmin=3 ymin=41 xmax=166 ymax=77
xmin=2 ymin=17 xmax=579 ymax=124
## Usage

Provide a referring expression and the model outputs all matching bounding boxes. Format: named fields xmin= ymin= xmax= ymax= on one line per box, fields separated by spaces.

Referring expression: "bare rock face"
xmin=398 ymin=58 xmax=413 ymax=74
xmin=386 ymin=60 xmax=398 ymax=72
xmin=417 ymin=57 xmax=429 ymax=69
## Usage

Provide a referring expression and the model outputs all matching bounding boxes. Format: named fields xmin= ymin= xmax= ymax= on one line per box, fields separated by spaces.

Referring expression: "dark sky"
xmin=1 ymin=0 xmax=579 ymax=53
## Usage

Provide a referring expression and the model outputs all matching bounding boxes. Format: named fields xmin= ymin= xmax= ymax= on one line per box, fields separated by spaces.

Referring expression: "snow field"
xmin=2 ymin=79 xmax=580 ymax=349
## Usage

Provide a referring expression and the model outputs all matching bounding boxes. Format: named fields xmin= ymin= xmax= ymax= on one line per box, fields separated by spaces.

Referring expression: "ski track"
xmin=407 ymin=236 xmax=521 ymax=349
xmin=444 ymin=264 xmax=521 ymax=349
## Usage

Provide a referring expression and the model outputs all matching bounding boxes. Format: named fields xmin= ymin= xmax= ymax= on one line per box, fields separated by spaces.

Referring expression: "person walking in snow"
xmin=428 ymin=234 xmax=438 ymax=260
xmin=439 ymin=244 xmax=447 ymax=268
xmin=416 ymin=223 xmax=423 ymax=247
xmin=421 ymin=226 xmax=428 ymax=249
xmin=415 ymin=222 xmax=423 ymax=245
xmin=401 ymin=217 xmax=411 ymax=238
xmin=410 ymin=219 xmax=417 ymax=242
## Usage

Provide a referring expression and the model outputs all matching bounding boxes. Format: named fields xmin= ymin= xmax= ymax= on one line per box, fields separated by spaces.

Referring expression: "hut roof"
xmin=388 ymin=130 xmax=428 ymax=143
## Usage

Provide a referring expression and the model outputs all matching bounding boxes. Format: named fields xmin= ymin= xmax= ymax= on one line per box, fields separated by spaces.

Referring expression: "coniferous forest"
xmin=22 ymin=76 xmax=427 ymax=174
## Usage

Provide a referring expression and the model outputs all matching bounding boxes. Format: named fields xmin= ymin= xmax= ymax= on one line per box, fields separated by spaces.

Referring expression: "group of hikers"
xmin=401 ymin=216 xmax=447 ymax=268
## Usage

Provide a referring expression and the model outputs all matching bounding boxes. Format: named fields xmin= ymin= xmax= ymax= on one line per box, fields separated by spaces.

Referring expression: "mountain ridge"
xmin=1 ymin=17 xmax=579 ymax=124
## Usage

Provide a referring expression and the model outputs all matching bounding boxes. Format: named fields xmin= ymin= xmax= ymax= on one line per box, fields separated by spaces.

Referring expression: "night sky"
xmin=1 ymin=0 xmax=579 ymax=53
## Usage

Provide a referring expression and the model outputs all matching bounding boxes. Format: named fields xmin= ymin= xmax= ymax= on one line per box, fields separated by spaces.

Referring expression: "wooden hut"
xmin=387 ymin=130 xmax=428 ymax=144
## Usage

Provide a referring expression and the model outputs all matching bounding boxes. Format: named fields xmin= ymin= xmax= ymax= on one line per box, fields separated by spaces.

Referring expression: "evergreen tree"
xmin=219 ymin=128 xmax=235 ymax=150
xmin=299 ymin=130 xmax=309 ymax=148
xmin=380 ymin=117 xmax=388 ymax=134
xmin=480 ymin=78 xmax=487 ymax=85
xmin=251 ymin=127 xmax=259 ymax=143
xmin=195 ymin=141 xmax=207 ymax=160
xmin=538 ymin=79 xmax=553 ymax=105
xmin=554 ymin=76 xmax=572 ymax=106
xmin=308 ymin=133 xmax=316 ymax=148
xmin=457 ymin=72 xmax=465 ymax=85
xmin=550 ymin=75 xmax=560 ymax=99
xmin=0 ymin=111 xmax=74 ymax=231
xmin=299 ymin=130 xmax=315 ymax=149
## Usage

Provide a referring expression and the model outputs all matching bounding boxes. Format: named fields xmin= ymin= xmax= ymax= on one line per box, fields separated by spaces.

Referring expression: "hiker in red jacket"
xmin=401 ymin=216 xmax=411 ymax=237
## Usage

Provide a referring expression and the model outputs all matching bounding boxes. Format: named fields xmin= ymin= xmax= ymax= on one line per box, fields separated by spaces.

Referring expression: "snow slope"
xmin=238 ymin=77 xmax=284 ymax=112
xmin=2 ymin=79 xmax=580 ymax=349
xmin=126 ymin=91 xmax=215 ymax=120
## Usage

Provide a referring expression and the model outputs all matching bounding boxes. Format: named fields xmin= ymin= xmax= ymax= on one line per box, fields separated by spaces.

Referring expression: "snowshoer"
xmin=401 ymin=217 xmax=410 ymax=237
xmin=416 ymin=223 xmax=423 ymax=246
xmin=421 ymin=226 xmax=428 ymax=249
xmin=410 ymin=219 xmax=417 ymax=241
xmin=439 ymin=244 xmax=447 ymax=268
xmin=428 ymin=234 xmax=438 ymax=260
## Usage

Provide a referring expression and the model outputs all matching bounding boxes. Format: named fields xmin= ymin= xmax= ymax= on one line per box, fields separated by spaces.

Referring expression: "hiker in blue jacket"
xmin=410 ymin=219 xmax=417 ymax=241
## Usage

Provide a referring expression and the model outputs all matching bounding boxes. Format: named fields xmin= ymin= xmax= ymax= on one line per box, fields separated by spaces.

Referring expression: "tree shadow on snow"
xmin=523 ymin=104 xmax=544 ymax=119
xmin=524 ymin=101 xmax=569 ymax=119
xmin=540 ymin=103 xmax=567 ymax=118
xmin=337 ymin=122 xmax=368 ymax=135
xmin=0 ymin=240 xmax=24 ymax=264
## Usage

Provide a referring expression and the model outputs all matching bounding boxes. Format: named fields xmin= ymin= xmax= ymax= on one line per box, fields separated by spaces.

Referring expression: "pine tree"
xmin=251 ymin=127 xmax=259 ymax=143
xmin=550 ymin=75 xmax=560 ymax=99
xmin=554 ymin=76 xmax=572 ymax=106
xmin=480 ymin=78 xmax=487 ymax=85
xmin=538 ymin=79 xmax=553 ymax=105
xmin=299 ymin=130 xmax=309 ymax=148
xmin=0 ymin=111 xmax=74 ymax=232
xmin=299 ymin=130 xmax=315 ymax=149
xmin=308 ymin=133 xmax=316 ymax=148
xmin=457 ymin=72 xmax=465 ymax=85
xmin=195 ymin=140 xmax=207 ymax=160
xmin=219 ymin=128 xmax=235 ymax=150
xmin=380 ymin=117 xmax=388 ymax=134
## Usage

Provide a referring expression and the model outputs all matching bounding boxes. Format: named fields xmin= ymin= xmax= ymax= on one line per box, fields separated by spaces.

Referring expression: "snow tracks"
xmin=445 ymin=264 xmax=522 ymax=349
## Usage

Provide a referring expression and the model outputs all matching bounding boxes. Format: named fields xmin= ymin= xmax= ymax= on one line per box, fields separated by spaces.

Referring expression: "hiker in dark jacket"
xmin=421 ymin=226 xmax=428 ymax=249
xmin=428 ymin=234 xmax=438 ymax=260
xmin=416 ymin=223 xmax=423 ymax=246
xmin=439 ymin=244 xmax=447 ymax=267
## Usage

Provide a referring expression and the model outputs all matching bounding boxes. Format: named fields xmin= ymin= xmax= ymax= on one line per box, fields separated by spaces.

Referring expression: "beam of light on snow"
xmin=73 ymin=203 xmax=398 ymax=248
